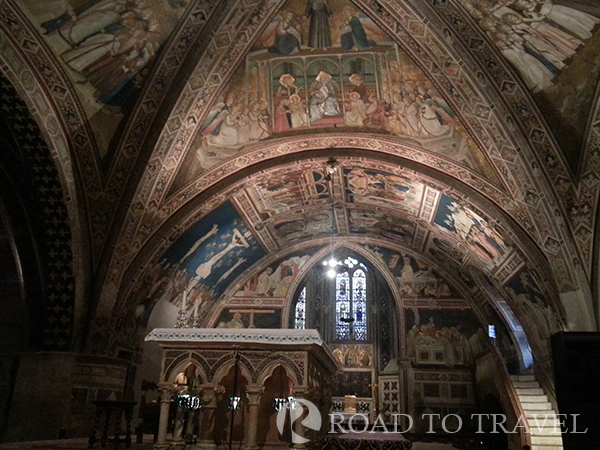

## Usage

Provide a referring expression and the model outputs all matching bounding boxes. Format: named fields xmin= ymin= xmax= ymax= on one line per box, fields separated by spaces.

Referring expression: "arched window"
xmin=335 ymin=258 xmax=367 ymax=341
xmin=294 ymin=286 xmax=306 ymax=329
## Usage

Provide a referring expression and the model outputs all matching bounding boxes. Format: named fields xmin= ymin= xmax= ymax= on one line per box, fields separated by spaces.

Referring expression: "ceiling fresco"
xmin=133 ymin=156 xmax=527 ymax=318
xmin=443 ymin=0 xmax=600 ymax=170
xmin=171 ymin=0 xmax=498 ymax=192
xmin=2 ymin=0 xmax=595 ymax=357
xmin=148 ymin=200 xmax=265 ymax=320
xmin=20 ymin=0 xmax=189 ymax=158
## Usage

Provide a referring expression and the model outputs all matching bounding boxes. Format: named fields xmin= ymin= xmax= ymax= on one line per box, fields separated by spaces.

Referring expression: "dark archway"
xmin=480 ymin=395 xmax=509 ymax=450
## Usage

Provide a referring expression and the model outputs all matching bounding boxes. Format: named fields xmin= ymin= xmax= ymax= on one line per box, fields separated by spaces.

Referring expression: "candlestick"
xmin=182 ymin=290 xmax=187 ymax=310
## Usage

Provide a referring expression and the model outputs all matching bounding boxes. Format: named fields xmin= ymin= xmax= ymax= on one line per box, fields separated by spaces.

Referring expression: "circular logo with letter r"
xmin=276 ymin=398 xmax=322 ymax=444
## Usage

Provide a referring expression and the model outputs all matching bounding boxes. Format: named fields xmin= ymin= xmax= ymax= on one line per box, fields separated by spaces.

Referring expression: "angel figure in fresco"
xmin=305 ymin=0 xmax=333 ymax=48
xmin=340 ymin=6 xmax=376 ymax=51
xmin=266 ymin=10 xmax=302 ymax=55
xmin=308 ymin=71 xmax=341 ymax=122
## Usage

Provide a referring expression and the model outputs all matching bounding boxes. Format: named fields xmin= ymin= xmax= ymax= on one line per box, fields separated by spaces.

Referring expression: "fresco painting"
xmin=331 ymin=344 xmax=373 ymax=368
xmin=175 ymin=0 xmax=497 ymax=187
xmin=269 ymin=211 xmax=333 ymax=246
xmin=147 ymin=201 xmax=265 ymax=319
xmin=405 ymin=308 xmax=484 ymax=367
xmin=246 ymin=168 xmax=330 ymax=220
xmin=433 ymin=194 xmax=511 ymax=268
xmin=214 ymin=309 xmax=283 ymax=329
xmin=239 ymin=162 xmax=428 ymax=247
xmin=343 ymin=167 xmax=422 ymax=215
xmin=362 ymin=245 xmax=457 ymax=299
xmin=234 ymin=253 xmax=313 ymax=299
xmin=22 ymin=0 xmax=188 ymax=158
xmin=348 ymin=209 xmax=413 ymax=243
xmin=459 ymin=0 xmax=600 ymax=170
xmin=505 ymin=268 xmax=559 ymax=355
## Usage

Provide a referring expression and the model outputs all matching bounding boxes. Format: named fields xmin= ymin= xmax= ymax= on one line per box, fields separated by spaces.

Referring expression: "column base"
xmin=189 ymin=440 xmax=217 ymax=450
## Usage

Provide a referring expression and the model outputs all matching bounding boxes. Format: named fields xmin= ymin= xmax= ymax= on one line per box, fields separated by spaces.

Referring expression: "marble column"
xmin=291 ymin=386 xmax=309 ymax=449
xmin=172 ymin=403 xmax=186 ymax=444
xmin=184 ymin=410 xmax=197 ymax=444
xmin=244 ymin=385 xmax=264 ymax=450
xmin=192 ymin=384 xmax=222 ymax=450
xmin=155 ymin=385 xmax=174 ymax=449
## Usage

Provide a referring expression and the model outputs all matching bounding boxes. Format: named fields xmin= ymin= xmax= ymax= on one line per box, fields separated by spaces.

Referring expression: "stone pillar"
xmin=184 ymin=410 xmax=197 ymax=444
xmin=291 ymin=386 xmax=309 ymax=449
xmin=192 ymin=384 xmax=222 ymax=450
xmin=172 ymin=403 xmax=186 ymax=443
xmin=4 ymin=353 xmax=76 ymax=442
xmin=156 ymin=385 xmax=173 ymax=448
xmin=244 ymin=385 xmax=264 ymax=450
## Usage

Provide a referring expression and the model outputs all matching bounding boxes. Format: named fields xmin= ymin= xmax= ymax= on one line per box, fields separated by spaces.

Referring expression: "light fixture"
xmin=177 ymin=394 xmax=202 ymax=410
xmin=228 ymin=396 xmax=241 ymax=410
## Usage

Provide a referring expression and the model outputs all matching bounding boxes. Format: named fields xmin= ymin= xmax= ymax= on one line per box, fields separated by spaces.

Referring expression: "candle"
xmin=193 ymin=295 xmax=199 ymax=318
xmin=182 ymin=290 xmax=187 ymax=311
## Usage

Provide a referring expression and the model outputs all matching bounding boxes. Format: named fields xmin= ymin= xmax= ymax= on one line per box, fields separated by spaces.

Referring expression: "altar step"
xmin=510 ymin=375 xmax=563 ymax=450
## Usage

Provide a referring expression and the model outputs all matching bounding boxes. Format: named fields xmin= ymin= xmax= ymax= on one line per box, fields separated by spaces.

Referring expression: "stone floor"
xmin=0 ymin=436 xmax=155 ymax=450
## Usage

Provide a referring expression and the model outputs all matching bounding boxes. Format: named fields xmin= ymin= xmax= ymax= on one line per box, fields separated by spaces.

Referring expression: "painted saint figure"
xmin=340 ymin=7 xmax=376 ymax=51
xmin=305 ymin=0 xmax=333 ymax=48
xmin=308 ymin=71 xmax=341 ymax=122
xmin=344 ymin=91 xmax=367 ymax=126
xmin=289 ymin=94 xmax=309 ymax=128
xmin=268 ymin=10 xmax=302 ymax=55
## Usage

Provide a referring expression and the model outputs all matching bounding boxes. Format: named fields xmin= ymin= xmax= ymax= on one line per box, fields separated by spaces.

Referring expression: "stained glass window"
xmin=294 ymin=287 xmax=306 ymax=329
xmin=335 ymin=272 xmax=350 ymax=339
xmin=352 ymin=269 xmax=367 ymax=340
xmin=335 ymin=260 xmax=367 ymax=340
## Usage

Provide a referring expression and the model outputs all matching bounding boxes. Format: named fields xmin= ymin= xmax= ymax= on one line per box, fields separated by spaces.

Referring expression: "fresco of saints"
xmin=305 ymin=0 xmax=333 ymax=48
xmin=268 ymin=10 xmax=302 ymax=55
xmin=340 ymin=7 xmax=376 ymax=51
xmin=308 ymin=71 xmax=341 ymax=122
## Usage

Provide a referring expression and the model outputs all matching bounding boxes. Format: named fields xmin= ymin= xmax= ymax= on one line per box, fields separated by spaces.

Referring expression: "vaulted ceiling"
xmin=1 ymin=0 xmax=600 ymax=359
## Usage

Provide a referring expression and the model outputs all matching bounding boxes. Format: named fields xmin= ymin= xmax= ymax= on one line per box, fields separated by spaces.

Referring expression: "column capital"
xmin=292 ymin=385 xmax=309 ymax=398
xmin=199 ymin=383 xmax=224 ymax=408
xmin=245 ymin=385 xmax=265 ymax=405
xmin=158 ymin=384 xmax=175 ymax=402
